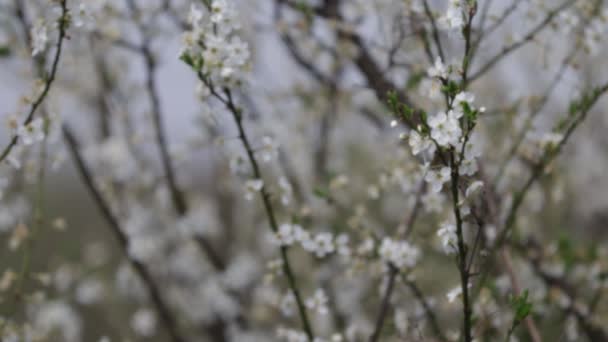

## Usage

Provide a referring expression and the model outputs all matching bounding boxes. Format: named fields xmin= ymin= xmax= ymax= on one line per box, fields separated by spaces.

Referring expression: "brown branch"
xmin=369 ymin=264 xmax=398 ymax=342
xmin=62 ymin=125 xmax=186 ymax=342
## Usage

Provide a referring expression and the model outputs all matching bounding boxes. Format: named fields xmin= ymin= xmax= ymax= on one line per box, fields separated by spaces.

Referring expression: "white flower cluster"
xmin=182 ymin=1 xmax=251 ymax=88
xmin=17 ymin=118 xmax=45 ymax=146
xmin=31 ymin=20 xmax=49 ymax=57
xmin=244 ymin=178 xmax=264 ymax=201
xmin=436 ymin=221 xmax=458 ymax=254
xmin=439 ymin=0 xmax=465 ymax=31
xmin=378 ymin=238 xmax=420 ymax=269
xmin=271 ymin=223 xmax=351 ymax=258
xmin=276 ymin=327 xmax=309 ymax=342
xmin=558 ymin=6 xmax=608 ymax=55
xmin=427 ymin=57 xmax=450 ymax=79
xmin=6 ymin=116 xmax=48 ymax=169
xmin=276 ymin=327 xmax=344 ymax=342
xmin=428 ymin=109 xmax=462 ymax=147
xmin=429 ymin=91 xmax=480 ymax=149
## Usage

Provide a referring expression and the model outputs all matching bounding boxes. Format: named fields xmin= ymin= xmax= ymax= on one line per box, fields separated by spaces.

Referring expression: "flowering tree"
xmin=0 ymin=0 xmax=607 ymax=341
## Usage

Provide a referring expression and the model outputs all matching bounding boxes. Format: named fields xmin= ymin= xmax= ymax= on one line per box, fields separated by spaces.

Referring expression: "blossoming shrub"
xmin=0 ymin=0 xmax=607 ymax=341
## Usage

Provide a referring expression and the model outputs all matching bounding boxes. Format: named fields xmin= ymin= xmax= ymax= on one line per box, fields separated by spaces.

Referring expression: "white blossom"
xmin=437 ymin=221 xmax=458 ymax=254
xmin=131 ymin=308 xmax=157 ymax=337
xmin=446 ymin=286 xmax=462 ymax=303
xmin=31 ymin=20 xmax=48 ymax=56
xmin=311 ymin=232 xmax=335 ymax=258
xmin=305 ymin=289 xmax=329 ymax=315
xmin=280 ymin=291 xmax=296 ymax=317
xmin=465 ymin=180 xmax=484 ymax=198
xmin=272 ymin=223 xmax=299 ymax=246
xmin=409 ymin=130 xmax=436 ymax=156
xmin=34 ymin=301 xmax=81 ymax=342
xmin=278 ymin=176 xmax=293 ymax=206
xmin=440 ymin=1 xmax=465 ymax=31
xmin=244 ymin=179 xmax=264 ymax=200
xmin=378 ymin=238 xmax=420 ymax=269
xmin=427 ymin=57 xmax=449 ymax=78
xmin=17 ymin=118 xmax=45 ymax=146
xmin=425 ymin=167 xmax=451 ymax=193
xmin=394 ymin=309 xmax=409 ymax=335
xmin=428 ymin=111 xmax=462 ymax=147
xmin=259 ymin=135 xmax=278 ymax=162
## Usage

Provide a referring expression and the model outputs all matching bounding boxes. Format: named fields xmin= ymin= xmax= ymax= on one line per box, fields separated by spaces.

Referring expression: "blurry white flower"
xmin=427 ymin=56 xmax=448 ymax=78
xmin=272 ymin=223 xmax=299 ymax=246
xmin=196 ymin=82 xmax=212 ymax=100
xmin=280 ymin=292 xmax=295 ymax=317
xmin=425 ymin=167 xmax=451 ymax=193
xmin=131 ymin=308 xmax=157 ymax=337
xmin=278 ymin=177 xmax=293 ymax=206
xmin=409 ymin=130 xmax=435 ymax=156
xmin=465 ymin=181 xmax=484 ymax=198
xmin=34 ymin=301 xmax=81 ymax=342
xmin=312 ymin=232 xmax=335 ymax=258
xmin=31 ymin=21 xmax=48 ymax=56
xmin=227 ymin=36 xmax=250 ymax=66
xmin=188 ymin=3 xmax=205 ymax=29
xmin=538 ymin=132 xmax=563 ymax=148
xmin=277 ymin=327 xmax=309 ymax=342
xmin=305 ymin=289 xmax=329 ymax=315
xmin=446 ymin=286 xmax=462 ymax=303
xmin=17 ymin=118 xmax=45 ymax=146
xmin=259 ymin=135 xmax=278 ymax=162
xmin=73 ymin=3 xmax=96 ymax=30
xmin=210 ymin=0 xmax=230 ymax=23
xmin=75 ymin=278 xmax=104 ymax=305
xmin=394 ymin=309 xmax=409 ymax=335
xmin=335 ymin=234 xmax=351 ymax=257
xmin=440 ymin=2 xmax=465 ymax=31
xmin=454 ymin=91 xmax=475 ymax=106
xmin=244 ymin=179 xmax=264 ymax=200
xmin=437 ymin=221 xmax=458 ymax=254
xmin=379 ymin=238 xmax=420 ymax=269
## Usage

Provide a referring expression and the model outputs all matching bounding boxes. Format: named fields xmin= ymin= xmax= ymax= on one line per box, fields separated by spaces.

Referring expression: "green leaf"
xmin=558 ymin=235 xmax=577 ymax=270
xmin=441 ymin=81 xmax=460 ymax=97
xmin=406 ymin=71 xmax=425 ymax=90
xmin=387 ymin=90 xmax=399 ymax=113
xmin=0 ymin=46 xmax=10 ymax=57
xmin=179 ymin=52 xmax=194 ymax=67
xmin=510 ymin=289 xmax=533 ymax=325
xmin=313 ymin=186 xmax=330 ymax=199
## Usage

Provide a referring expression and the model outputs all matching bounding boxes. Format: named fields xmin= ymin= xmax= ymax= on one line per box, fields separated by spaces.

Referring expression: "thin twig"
xmin=201 ymin=78 xmax=315 ymax=339
xmin=422 ymin=0 xmax=445 ymax=62
xmin=124 ymin=1 xmax=225 ymax=272
xmin=0 ymin=0 xmax=69 ymax=164
xmin=402 ymin=275 xmax=447 ymax=341
xmin=500 ymin=248 xmax=543 ymax=342
xmin=468 ymin=0 xmax=574 ymax=83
